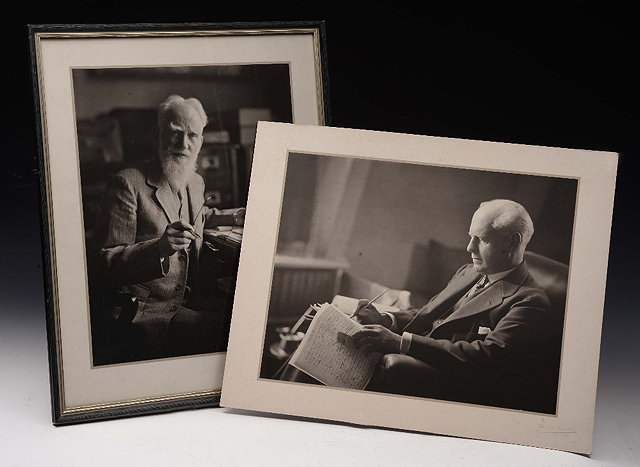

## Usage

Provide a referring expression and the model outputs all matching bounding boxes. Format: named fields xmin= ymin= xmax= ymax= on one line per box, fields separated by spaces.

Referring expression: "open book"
xmin=289 ymin=297 xmax=394 ymax=390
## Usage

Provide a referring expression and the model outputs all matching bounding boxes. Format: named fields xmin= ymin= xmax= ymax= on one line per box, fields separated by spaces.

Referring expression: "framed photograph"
xmin=28 ymin=22 xmax=329 ymax=424
xmin=221 ymin=122 xmax=618 ymax=454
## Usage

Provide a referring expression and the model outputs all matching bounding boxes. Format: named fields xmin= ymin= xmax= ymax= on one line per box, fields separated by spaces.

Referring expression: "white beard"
xmin=159 ymin=153 xmax=197 ymax=193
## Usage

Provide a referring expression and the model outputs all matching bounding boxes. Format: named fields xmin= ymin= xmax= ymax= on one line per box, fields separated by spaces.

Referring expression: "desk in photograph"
xmin=200 ymin=228 xmax=243 ymax=346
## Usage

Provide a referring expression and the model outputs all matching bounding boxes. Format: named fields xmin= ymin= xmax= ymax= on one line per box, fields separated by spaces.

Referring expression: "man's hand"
xmin=354 ymin=300 xmax=392 ymax=328
xmin=158 ymin=220 xmax=196 ymax=257
xmin=352 ymin=325 xmax=401 ymax=354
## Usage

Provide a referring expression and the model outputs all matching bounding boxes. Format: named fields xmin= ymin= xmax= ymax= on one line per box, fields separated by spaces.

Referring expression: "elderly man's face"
xmin=466 ymin=207 xmax=513 ymax=275
xmin=159 ymin=104 xmax=205 ymax=163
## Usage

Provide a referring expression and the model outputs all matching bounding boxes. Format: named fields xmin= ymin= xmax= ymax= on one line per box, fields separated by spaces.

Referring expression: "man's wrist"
xmin=380 ymin=312 xmax=396 ymax=330
xmin=381 ymin=313 xmax=393 ymax=329
xmin=400 ymin=332 xmax=412 ymax=354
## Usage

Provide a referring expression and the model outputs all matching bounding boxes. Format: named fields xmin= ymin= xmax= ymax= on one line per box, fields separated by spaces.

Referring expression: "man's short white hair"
xmin=479 ymin=199 xmax=534 ymax=248
xmin=157 ymin=95 xmax=208 ymax=128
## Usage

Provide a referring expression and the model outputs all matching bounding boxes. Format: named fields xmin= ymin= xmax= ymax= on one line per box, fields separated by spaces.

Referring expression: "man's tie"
xmin=429 ymin=275 xmax=490 ymax=331
xmin=459 ymin=274 xmax=489 ymax=306
xmin=470 ymin=274 xmax=489 ymax=296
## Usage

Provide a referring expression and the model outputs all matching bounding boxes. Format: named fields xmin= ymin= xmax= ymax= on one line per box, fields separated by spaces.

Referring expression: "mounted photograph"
xmin=221 ymin=122 xmax=618 ymax=454
xmin=29 ymin=22 xmax=329 ymax=424
xmin=260 ymin=153 xmax=574 ymax=415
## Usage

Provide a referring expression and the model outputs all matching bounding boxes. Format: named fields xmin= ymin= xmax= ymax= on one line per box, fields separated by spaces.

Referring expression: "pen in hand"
xmin=177 ymin=223 xmax=200 ymax=239
xmin=188 ymin=196 xmax=218 ymax=239
xmin=194 ymin=196 xmax=216 ymax=222
xmin=351 ymin=288 xmax=390 ymax=318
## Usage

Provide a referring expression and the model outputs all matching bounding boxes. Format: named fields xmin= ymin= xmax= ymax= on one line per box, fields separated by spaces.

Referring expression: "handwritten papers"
xmin=289 ymin=304 xmax=381 ymax=389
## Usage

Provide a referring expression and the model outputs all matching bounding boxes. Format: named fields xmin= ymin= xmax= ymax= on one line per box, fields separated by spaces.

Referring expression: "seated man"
xmin=90 ymin=95 xmax=244 ymax=363
xmin=352 ymin=199 xmax=558 ymax=413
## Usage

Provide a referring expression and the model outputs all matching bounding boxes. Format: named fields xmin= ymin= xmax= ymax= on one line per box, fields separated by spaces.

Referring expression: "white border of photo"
xmin=221 ymin=121 xmax=618 ymax=454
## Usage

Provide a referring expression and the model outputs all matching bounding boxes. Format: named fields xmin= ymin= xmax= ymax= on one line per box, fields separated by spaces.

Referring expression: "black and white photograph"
xmin=259 ymin=153 xmax=575 ymax=415
xmin=6 ymin=5 xmax=640 ymax=466
xmin=28 ymin=23 xmax=328 ymax=424
xmin=75 ymin=64 xmax=293 ymax=365
xmin=221 ymin=122 xmax=617 ymax=454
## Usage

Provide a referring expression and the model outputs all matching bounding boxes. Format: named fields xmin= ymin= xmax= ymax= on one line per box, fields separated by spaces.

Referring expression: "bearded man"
xmin=91 ymin=95 xmax=240 ymax=362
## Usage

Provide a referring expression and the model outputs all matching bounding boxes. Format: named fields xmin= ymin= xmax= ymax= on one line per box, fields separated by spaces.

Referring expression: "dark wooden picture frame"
xmin=28 ymin=21 xmax=330 ymax=425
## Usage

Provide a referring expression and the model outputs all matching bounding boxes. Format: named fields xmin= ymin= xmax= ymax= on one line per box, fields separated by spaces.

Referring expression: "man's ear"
xmin=506 ymin=232 xmax=522 ymax=253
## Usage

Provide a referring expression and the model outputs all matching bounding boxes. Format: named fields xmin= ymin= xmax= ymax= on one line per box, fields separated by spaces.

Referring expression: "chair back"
xmin=524 ymin=251 xmax=569 ymax=319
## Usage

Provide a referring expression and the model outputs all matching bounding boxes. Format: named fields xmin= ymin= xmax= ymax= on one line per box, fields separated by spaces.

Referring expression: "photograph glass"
xmin=29 ymin=24 xmax=328 ymax=424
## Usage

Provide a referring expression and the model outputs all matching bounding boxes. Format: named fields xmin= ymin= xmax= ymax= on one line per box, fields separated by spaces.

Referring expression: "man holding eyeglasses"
xmin=91 ymin=95 xmax=244 ymax=362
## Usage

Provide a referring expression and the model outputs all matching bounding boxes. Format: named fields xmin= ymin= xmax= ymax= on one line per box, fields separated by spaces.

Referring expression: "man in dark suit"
xmin=91 ymin=95 xmax=243 ymax=362
xmin=352 ymin=199 xmax=557 ymax=412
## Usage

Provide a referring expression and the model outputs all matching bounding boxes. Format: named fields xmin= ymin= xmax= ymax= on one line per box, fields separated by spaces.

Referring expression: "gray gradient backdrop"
xmin=1 ymin=3 xmax=638 ymax=466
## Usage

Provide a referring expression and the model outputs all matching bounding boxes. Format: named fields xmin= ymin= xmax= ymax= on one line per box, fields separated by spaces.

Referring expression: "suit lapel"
xmin=186 ymin=177 xmax=203 ymax=255
xmin=433 ymin=282 xmax=504 ymax=330
xmin=155 ymin=183 xmax=179 ymax=223
xmin=146 ymin=163 xmax=204 ymax=255
xmin=186 ymin=182 xmax=200 ymax=226
xmin=146 ymin=167 xmax=178 ymax=223
xmin=428 ymin=269 xmax=479 ymax=312
xmin=404 ymin=266 xmax=479 ymax=333
xmin=431 ymin=262 xmax=530 ymax=333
